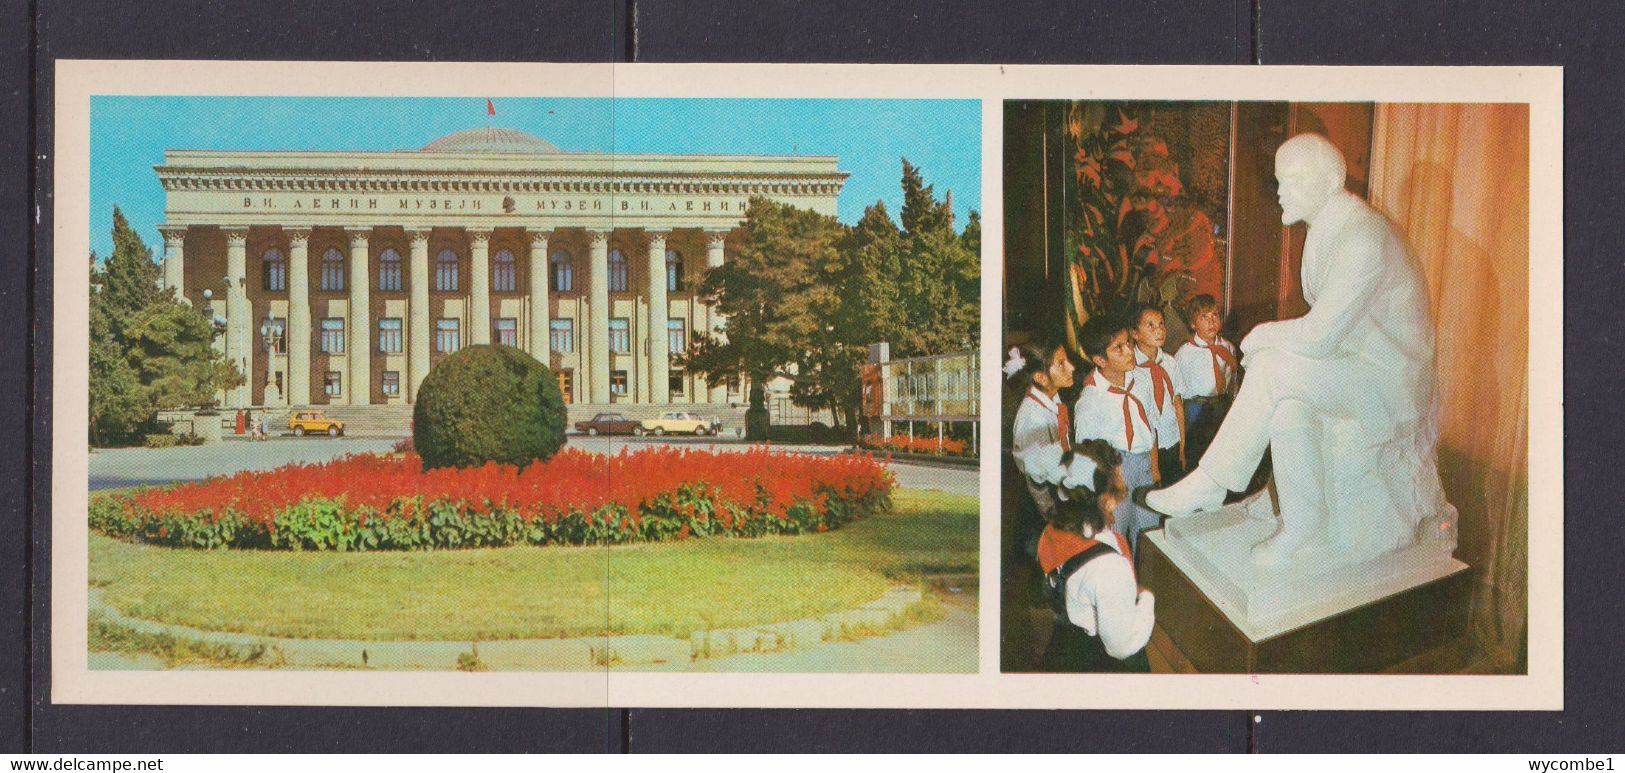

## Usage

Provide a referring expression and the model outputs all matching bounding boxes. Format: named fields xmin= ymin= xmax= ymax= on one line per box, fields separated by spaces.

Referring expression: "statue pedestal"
xmin=1141 ymin=493 xmax=1471 ymax=673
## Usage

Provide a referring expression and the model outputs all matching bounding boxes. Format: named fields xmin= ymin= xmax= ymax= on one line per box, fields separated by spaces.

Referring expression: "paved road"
xmin=88 ymin=435 xmax=981 ymax=496
xmin=88 ymin=437 xmax=401 ymax=491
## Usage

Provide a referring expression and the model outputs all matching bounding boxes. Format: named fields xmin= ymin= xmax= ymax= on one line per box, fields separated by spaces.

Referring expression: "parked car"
xmin=574 ymin=412 xmax=642 ymax=436
xmin=638 ymin=411 xmax=720 ymax=436
xmin=288 ymin=410 xmax=344 ymax=437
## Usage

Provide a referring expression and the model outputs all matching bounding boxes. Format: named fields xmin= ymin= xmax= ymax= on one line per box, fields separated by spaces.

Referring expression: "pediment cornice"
xmin=155 ymin=169 xmax=847 ymax=197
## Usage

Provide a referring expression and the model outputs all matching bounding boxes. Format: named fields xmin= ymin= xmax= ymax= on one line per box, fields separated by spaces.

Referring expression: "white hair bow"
xmin=1002 ymin=347 xmax=1025 ymax=379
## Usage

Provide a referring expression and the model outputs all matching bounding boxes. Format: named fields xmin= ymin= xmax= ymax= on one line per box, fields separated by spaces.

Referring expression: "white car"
xmin=638 ymin=411 xmax=720 ymax=436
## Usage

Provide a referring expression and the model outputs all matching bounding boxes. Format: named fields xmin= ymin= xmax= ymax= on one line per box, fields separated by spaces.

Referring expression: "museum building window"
xmin=381 ymin=371 xmax=400 ymax=397
xmin=608 ymin=318 xmax=630 ymax=354
xmin=668 ymin=319 xmax=686 ymax=354
xmin=669 ymin=371 xmax=686 ymax=398
xmin=262 ymin=248 xmax=286 ymax=292
xmin=378 ymin=318 xmax=403 ymax=354
xmin=609 ymin=249 xmax=628 ymax=292
xmin=324 ymin=371 xmax=342 ymax=397
xmin=492 ymin=249 xmax=517 ymax=292
xmin=494 ymin=317 xmax=518 ymax=347
xmin=666 ymin=250 xmax=684 ymax=292
xmin=320 ymin=318 xmax=345 ymax=354
xmin=435 ymin=249 xmax=460 ymax=292
xmin=378 ymin=248 xmax=403 ymax=292
xmin=551 ymin=251 xmax=573 ymax=292
xmin=610 ymin=370 xmax=628 ymax=396
xmin=435 ymin=318 xmax=461 ymax=353
xmin=550 ymin=319 xmax=574 ymax=353
xmin=320 ymin=248 xmax=345 ymax=292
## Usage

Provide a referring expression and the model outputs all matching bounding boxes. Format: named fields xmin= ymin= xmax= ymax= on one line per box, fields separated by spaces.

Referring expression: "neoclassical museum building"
xmin=154 ymin=127 xmax=847 ymax=409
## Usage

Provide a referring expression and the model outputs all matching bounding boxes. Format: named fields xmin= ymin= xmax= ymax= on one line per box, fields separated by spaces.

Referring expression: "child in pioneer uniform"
xmin=1132 ymin=304 xmax=1186 ymax=483
xmin=1174 ymin=294 xmax=1239 ymax=468
xmin=1074 ymin=315 xmax=1161 ymax=553
xmin=1005 ymin=335 xmax=1098 ymax=535
xmin=1036 ymin=439 xmax=1156 ymax=673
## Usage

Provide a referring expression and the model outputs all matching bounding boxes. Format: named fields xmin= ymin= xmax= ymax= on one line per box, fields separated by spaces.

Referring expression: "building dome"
xmin=420 ymin=127 xmax=561 ymax=154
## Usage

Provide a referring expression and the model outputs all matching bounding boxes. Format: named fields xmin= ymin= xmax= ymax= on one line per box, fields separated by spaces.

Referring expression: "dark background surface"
xmin=7 ymin=0 xmax=1620 ymax=753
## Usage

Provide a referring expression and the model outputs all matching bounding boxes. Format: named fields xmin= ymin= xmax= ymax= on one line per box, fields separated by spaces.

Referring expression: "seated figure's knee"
xmin=1270 ymin=398 xmax=1316 ymax=435
xmin=1245 ymin=347 xmax=1284 ymax=375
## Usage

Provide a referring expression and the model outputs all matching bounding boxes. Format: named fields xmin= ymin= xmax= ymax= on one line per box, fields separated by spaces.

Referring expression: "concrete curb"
xmin=863 ymin=451 xmax=979 ymax=469
xmin=89 ymin=585 xmax=927 ymax=672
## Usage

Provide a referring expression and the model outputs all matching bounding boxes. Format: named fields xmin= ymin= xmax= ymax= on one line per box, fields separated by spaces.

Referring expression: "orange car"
xmin=288 ymin=410 xmax=345 ymax=437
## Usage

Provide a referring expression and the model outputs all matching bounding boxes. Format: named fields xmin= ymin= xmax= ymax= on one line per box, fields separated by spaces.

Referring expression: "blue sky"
xmin=89 ymin=96 xmax=981 ymax=259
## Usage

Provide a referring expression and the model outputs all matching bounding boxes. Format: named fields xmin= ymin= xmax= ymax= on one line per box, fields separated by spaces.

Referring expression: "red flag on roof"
xmin=486 ymin=99 xmax=496 ymax=116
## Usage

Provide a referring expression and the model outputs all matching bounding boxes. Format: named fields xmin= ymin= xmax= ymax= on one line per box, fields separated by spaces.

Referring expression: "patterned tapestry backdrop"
xmin=1063 ymin=101 xmax=1230 ymax=348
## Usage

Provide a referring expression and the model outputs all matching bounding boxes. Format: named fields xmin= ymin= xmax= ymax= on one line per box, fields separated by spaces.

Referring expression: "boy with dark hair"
xmin=1073 ymin=315 xmax=1161 ymax=552
xmin=1174 ymin=294 xmax=1239 ymax=467
xmin=1036 ymin=439 xmax=1156 ymax=673
xmin=1131 ymin=304 xmax=1186 ymax=482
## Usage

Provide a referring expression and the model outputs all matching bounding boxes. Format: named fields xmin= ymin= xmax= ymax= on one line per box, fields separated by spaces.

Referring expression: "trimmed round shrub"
xmin=412 ymin=344 xmax=566 ymax=470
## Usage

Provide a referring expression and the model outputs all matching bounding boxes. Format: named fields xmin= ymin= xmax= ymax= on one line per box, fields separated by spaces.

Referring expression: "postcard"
xmin=49 ymin=61 xmax=1559 ymax=709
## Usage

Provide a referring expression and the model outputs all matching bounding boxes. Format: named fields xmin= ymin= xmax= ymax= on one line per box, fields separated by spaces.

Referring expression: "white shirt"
xmin=1174 ymin=333 xmax=1238 ymax=398
xmin=1074 ymin=370 xmax=1158 ymax=455
xmin=1134 ymin=347 xmax=1183 ymax=449
xmin=1064 ymin=527 xmax=1157 ymax=659
xmin=1010 ymin=387 xmax=1095 ymax=490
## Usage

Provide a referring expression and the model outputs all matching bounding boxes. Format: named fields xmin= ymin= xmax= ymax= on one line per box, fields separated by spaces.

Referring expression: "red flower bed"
xmin=859 ymin=434 xmax=973 ymax=458
xmin=91 ymin=447 xmax=894 ymax=551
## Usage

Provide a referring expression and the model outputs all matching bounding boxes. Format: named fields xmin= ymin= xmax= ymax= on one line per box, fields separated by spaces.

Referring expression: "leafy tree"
xmin=684 ymin=162 xmax=980 ymax=440
xmin=961 ymin=210 xmax=981 ymax=258
xmin=685 ymin=198 xmax=850 ymax=438
xmin=124 ymin=301 xmax=240 ymax=410
xmin=89 ymin=256 xmax=149 ymax=445
xmin=900 ymin=159 xmax=951 ymax=236
xmin=839 ymin=201 xmax=905 ymax=349
xmin=100 ymin=208 xmax=165 ymax=338
xmin=895 ymin=159 xmax=979 ymax=357
xmin=88 ymin=209 xmax=242 ymax=445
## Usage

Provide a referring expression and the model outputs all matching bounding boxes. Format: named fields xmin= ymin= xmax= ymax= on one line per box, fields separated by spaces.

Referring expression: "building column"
xmin=469 ymin=228 xmax=492 ymax=345
xmin=527 ymin=229 xmax=550 ymax=362
xmin=588 ymin=229 xmax=610 ymax=403
xmin=286 ymin=227 xmax=312 ymax=407
xmin=346 ymin=227 xmax=371 ymax=406
xmin=158 ymin=225 xmax=186 ymax=300
xmin=646 ymin=231 xmax=670 ymax=405
xmin=705 ymin=231 xmax=728 ymax=405
xmin=407 ymin=228 xmax=431 ymax=401
xmin=223 ymin=227 xmax=250 ymax=408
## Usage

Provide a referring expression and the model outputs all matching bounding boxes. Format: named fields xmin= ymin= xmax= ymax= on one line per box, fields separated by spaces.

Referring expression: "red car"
xmin=574 ymin=412 xmax=641 ymax=436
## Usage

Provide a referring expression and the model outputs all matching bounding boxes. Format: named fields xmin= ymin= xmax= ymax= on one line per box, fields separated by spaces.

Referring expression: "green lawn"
xmin=89 ymin=488 xmax=977 ymax=642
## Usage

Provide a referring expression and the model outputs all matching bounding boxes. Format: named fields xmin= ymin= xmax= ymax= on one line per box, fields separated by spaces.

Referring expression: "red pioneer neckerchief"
xmin=1088 ymin=373 xmax=1152 ymax=451
xmin=1137 ymin=352 xmax=1174 ymax=412
xmin=1197 ymin=336 xmax=1239 ymax=395
xmin=1027 ymin=387 xmax=1071 ymax=452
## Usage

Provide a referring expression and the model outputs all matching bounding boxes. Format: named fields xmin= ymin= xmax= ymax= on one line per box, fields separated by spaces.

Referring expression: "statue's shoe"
xmin=1250 ymin=531 xmax=1297 ymax=567
xmin=1130 ymin=485 xmax=1160 ymax=520
xmin=1250 ymin=528 xmax=1328 ymax=568
xmin=1143 ymin=467 xmax=1228 ymax=517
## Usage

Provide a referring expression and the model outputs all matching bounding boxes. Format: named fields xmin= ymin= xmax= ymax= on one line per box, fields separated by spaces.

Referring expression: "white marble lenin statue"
xmin=1147 ymin=133 xmax=1454 ymax=567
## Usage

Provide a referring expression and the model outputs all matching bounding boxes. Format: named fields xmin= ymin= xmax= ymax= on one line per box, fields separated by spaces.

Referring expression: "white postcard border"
xmin=50 ymin=60 xmax=1562 ymax=710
